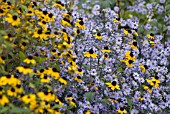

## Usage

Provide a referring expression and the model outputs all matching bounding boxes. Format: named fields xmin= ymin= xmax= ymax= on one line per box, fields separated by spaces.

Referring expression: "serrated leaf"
xmin=85 ymin=92 xmax=95 ymax=103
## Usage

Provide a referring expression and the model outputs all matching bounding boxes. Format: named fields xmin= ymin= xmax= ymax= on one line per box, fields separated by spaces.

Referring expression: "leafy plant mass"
xmin=0 ymin=0 xmax=170 ymax=113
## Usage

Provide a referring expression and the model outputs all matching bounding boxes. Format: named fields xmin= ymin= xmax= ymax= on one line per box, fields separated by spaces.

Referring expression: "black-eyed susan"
xmin=75 ymin=19 xmax=85 ymax=30
xmin=125 ymin=51 xmax=136 ymax=61
xmin=41 ymin=75 xmax=51 ymax=83
xmin=5 ymin=14 xmax=21 ymax=26
xmin=113 ymin=17 xmax=121 ymax=23
xmin=50 ymin=68 xmax=60 ymax=80
xmin=73 ymin=28 xmax=80 ymax=36
xmin=143 ymin=85 xmax=152 ymax=93
xmin=86 ymin=110 xmax=91 ymax=114
xmin=149 ymin=39 xmax=155 ymax=47
xmin=7 ymin=87 xmax=17 ymax=97
xmin=117 ymin=107 xmax=127 ymax=114
xmin=139 ymin=64 xmax=148 ymax=73
xmin=128 ymin=41 xmax=138 ymax=50
xmin=146 ymin=76 xmax=160 ymax=88
xmin=84 ymin=48 xmax=98 ymax=58
xmin=105 ymin=81 xmax=120 ymax=90
xmin=94 ymin=33 xmax=102 ymax=40
xmin=58 ymin=41 xmax=73 ymax=50
xmin=15 ymin=84 xmax=22 ymax=93
xmin=33 ymin=28 xmax=46 ymax=40
xmin=0 ymin=75 xmax=20 ymax=86
xmin=0 ymin=56 xmax=5 ymax=64
xmin=62 ymin=12 xmax=72 ymax=21
xmin=74 ymin=76 xmax=83 ymax=83
xmin=38 ymin=20 xmax=47 ymax=28
xmin=58 ymin=77 xmax=67 ymax=85
xmin=4 ymin=33 xmax=12 ymax=41
xmin=21 ymin=94 xmax=36 ymax=104
xmin=0 ymin=8 xmax=6 ymax=16
xmin=61 ymin=18 xmax=72 ymax=27
xmin=147 ymin=33 xmax=154 ymax=39
xmin=37 ymin=91 xmax=55 ymax=101
xmin=16 ymin=66 xmax=33 ymax=75
xmin=55 ymin=97 xmax=63 ymax=106
xmin=53 ymin=1 xmax=65 ymax=9
xmin=101 ymin=46 xmax=111 ymax=53
xmin=23 ymin=56 xmax=36 ymax=64
xmin=0 ymin=94 xmax=9 ymax=106
xmin=120 ymin=59 xmax=133 ymax=67
xmin=75 ymin=68 xmax=83 ymax=75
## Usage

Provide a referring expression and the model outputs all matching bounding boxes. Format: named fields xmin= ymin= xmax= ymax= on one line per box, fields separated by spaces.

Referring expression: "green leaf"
xmin=85 ymin=92 xmax=95 ymax=103
xmin=10 ymin=107 xmax=30 ymax=113
xmin=117 ymin=67 xmax=123 ymax=72
xmin=52 ymin=105 xmax=62 ymax=109
xmin=19 ymin=51 xmax=26 ymax=61
xmin=127 ymin=97 xmax=133 ymax=111
xmin=98 ymin=99 xmax=111 ymax=103
xmin=82 ymin=64 xmax=90 ymax=70
xmin=55 ymin=64 xmax=60 ymax=72
xmin=0 ymin=107 xmax=9 ymax=113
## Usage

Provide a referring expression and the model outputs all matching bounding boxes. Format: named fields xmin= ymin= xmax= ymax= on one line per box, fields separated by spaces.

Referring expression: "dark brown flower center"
xmin=12 ymin=15 xmax=18 ymax=20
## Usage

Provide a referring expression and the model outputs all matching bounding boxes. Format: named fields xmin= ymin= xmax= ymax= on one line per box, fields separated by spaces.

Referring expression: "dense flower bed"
xmin=0 ymin=0 xmax=170 ymax=113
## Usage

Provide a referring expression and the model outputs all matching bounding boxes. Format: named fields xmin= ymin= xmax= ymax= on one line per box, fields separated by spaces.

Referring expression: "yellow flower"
xmin=33 ymin=28 xmax=46 ymax=40
xmin=61 ymin=18 xmax=72 ymax=27
xmin=41 ymin=75 xmax=50 ymax=83
xmin=7 ymin=87 xmax=17 ymax=97
xmin=75 ymin=19 xmax=85 ymax=30
xmin=117 ymin=108 xmax=127 ymax=114
xmin=94 ymin=33 xmax=102 ymax=40
xmin=4 ymin=33 xmax=13 ymax=41
xmin=86 ymin=110 xmax=91 ymax=114
xmin=5 ymin=14 xmax=21 ymax=26
xmin=38 ymin=20 xmax=47 ymax=28
xmin=21 ymin=94 xmax=36 ymax=104
xmin=105 ymin=81 xmax=120 ymax=90
xmin=16 ymin=66 xmax=33 ymax=75
xmin=147 ymin=33 xmax=154 ymax=39
xmin=74 ymin=28 xmax=80 ymax=36
xmin=75 ymin=68 xmax=83 ymax=75
xmin=143 ymin=85 xmax=152 ymax=93
xmin=23 ymin=56 xmax=36 ymax=64
xmin=101 ymin=46 xmax=111 ymax=53
xmin=74 ymin=76 xmax=83 ymax=83
xmin=113 ymin=17 xmax=121 ymax=23
xmin=58 ymin=77 xmax=67 ymax=85
xmin=0 ymin=56 xmax=5 ymax=64
xmin=0 ymin=94 xmax=9 ymax=106
xmin=120 ymin=59 xmax=133 ymax=67
xmin=49 ymin=68 xmax=60 ymax=80
xmin=55 ymin=97 xmax=63 ymax=106
xmin=38 ymin=91 xmax=55 ymax=101
xmin=123 ymin=29 xmax=129 ymax=35
xmin=139 ymin=64 xmax=148 ymax=72
xmin=125 ymin=51 xmax=136 ymax=61
xmin=62 ymin=12 xmax=72 ymax=21
xmin=58 ymin=41 xmax=73 ymax=50
xmin=146 ymin=76 xmax=160 ymax=88
xmin=84 ymin=49 xmax=98 ymax=58
xmin=53 ymin=1 xmax=65 ymax=9
xmin=128 ymin=41 xmax=138 ymax=50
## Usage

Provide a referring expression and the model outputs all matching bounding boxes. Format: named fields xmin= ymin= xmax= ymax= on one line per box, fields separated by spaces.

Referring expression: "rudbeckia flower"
xmin=0 ymin=8 xmax=6 ymax=16
xmin=4 ymin=33 xmax=12 ymax=41
xmin=23 ymin=56 xmax=36 ymax=64
xmin=74 ymin=76 xmax=83 ymax=83
xmin=38 ymin=91 xmax=55 ymax=101
xmin=128 ymin=41 xmax=138 ymax=50
xmin=146 ymin=76 xmax=160 ymax=88
xmin=94 ymin=33 xmax=102 ymax=40
xmin=101 ymin=46 xmax=111 ymax=53
xmin=61 ymin=18 xmax=72 ymax=27
xmin=5 ymin=14 xmax=21 ymax=26
xmin=33 ymin=28 xmax=46 ymax=40
xmin=58 ymin=77 xmax=67 ymax=85
xmin=21 ymin=94 xmax=36 ymax=104
xmin=50 ymin=68 xmax=60 ymax=80
xmin=84 ymin=48 xmax=98 ymax=58
xmin=75 ymin=68 xmax=83 ymax=75
xmin=7 ymin=87 xmax=17 ymax=96
xmin=120 ymin=59 xmax=133 ymax=67
xmin=105 ymin=81 xmax=120 ymax=90
xmin=53 ymin=1 xmax=65 ymax=9
xmin=117 ymin=107 xmax=127 ymax=114
xmin=41 ymin=75 xmax=50 ymax=83
xmin=75 ymin=19 xmax=85 ymax=30
xmin=0 ymin=56 xmax=5 ymax=64
xmin=113 ymin=17 xmax=121 ymax=23
xmin=139 ymin=64 xmax=148 ymax=72
xmin=147 ymin=33 xmax=154 ymax=39
xmin=62 ymin=12 xmax=72 ymax=21
xmin=125 ymin=51 xmax=136 ymax=61
xmin=143 ymin=85 xmax=152 ymax=93
xmin=74 ymin=28 xmax=80 ymax=36
xmin=0 ymin=94 xmax=9 ymax=106
xmin=16 ymin=66 xmax=33 ymax=75
xmin=58 ymin=41 xmax=73 ymax=50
